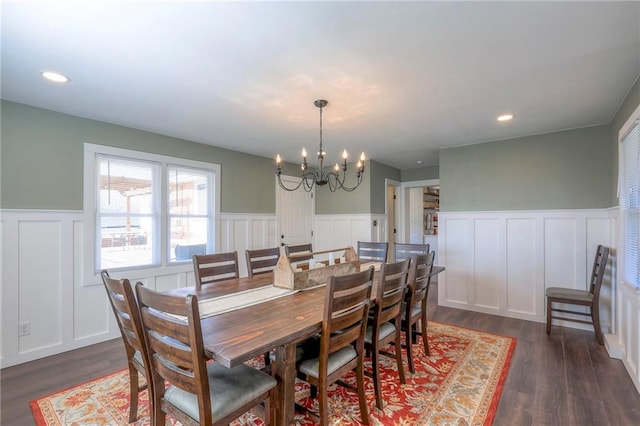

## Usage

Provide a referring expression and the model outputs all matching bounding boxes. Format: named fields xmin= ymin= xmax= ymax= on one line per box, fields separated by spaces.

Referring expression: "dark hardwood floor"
xmin=3 ymin=283 xmax=640 ymax=425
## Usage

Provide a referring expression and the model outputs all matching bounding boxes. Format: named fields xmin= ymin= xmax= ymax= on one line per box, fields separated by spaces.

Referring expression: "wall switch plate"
xmin=19 ymin=322 xmax=30 ymax=336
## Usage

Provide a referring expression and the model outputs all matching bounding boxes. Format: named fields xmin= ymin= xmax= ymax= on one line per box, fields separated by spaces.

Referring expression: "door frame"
xmin=398 ymin=178 xmax=439 ymax=243
xmin=385 ymin=178 xmax=401 ymax=252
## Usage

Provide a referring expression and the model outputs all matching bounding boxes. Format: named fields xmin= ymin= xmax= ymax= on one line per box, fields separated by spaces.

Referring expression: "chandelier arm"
xmin=333 ymin=171 xmax=363 ymax=192
xmin=277 ymin=175 xmax=304 ymax=191
xmin=303 ymin=174 xmax=315 ymax=192
xmin=326 ymin=172 xmax=339 ymax=192
xmin=277 ymin=171 xmax=316 ymax=192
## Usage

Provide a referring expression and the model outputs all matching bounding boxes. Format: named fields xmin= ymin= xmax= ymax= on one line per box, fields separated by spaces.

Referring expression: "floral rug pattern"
xmin=31 ymin=322 xmax=515 ymax=425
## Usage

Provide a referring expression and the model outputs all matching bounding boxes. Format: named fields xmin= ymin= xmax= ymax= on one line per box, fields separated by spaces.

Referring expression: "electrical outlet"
xmin=19 ymin=322 xmax=30 ymax=336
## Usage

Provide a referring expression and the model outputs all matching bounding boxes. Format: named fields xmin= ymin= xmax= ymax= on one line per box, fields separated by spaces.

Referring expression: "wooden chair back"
xmin=285 ymin=243 xmax=313 ymax=262
xmin=135 ymin=283 xmax=213 ymax=424
xmin=407 ymin=251 xmax=435 ymax=310
xmin=100 ymin=270 xmax=152 ymax=423
xmin=374 ymin=258 xmax=411 ymax=324
xmin=357 ymin=241 xmax=388 ymax=263
xmin=193 ymin=251 xmax=240 ymax=290
xmin=365 ymin=257 xmax=410 ymax=409
xmin=403 ymin=251 xmax=435 ymax=365
xmin=589 ymin=244 xmax=610 ymax=299
xmin=394 ymin=242 xmax=430 ymax=262
xmin=323 ymin=267 xmax=374 ymax=358
xmin=318 ymin=266 xmax=374 ymax=424
xmin=245 ymin=247 xmax=281 ymax=277
xmin=136 ymin=284 xmax=276 ymax=425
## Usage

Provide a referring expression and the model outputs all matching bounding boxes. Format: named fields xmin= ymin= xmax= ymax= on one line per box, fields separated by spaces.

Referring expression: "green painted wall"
xmin=314 ymin=163 xmax=371 ymax=214
xmin=611 ymin=76 xmax=640 ymax=206
xmin=1 ymin=101 xmax=279 ymax=213
xmin=401 ymin=166 xmax=439 ymax=182
xmin=314 ymin=159 xmax=401 ymax=214
xmin=370 ymin=160 xmax=401 ymax=214
xmin=440 ymin=125 xmax=613 ymax=211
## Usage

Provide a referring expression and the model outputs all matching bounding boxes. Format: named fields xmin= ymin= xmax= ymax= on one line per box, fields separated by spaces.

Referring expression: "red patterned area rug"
xmin=31 ymin=322 xmax=515 ymax=425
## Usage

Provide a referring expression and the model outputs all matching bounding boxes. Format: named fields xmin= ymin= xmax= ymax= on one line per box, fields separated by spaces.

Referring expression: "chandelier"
xmin=275 ymin=99 xmax=365 ymax=192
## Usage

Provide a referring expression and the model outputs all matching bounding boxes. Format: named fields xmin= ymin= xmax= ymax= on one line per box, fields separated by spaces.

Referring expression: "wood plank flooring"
xmin=2 ymin=283 xmax=640 ymax=425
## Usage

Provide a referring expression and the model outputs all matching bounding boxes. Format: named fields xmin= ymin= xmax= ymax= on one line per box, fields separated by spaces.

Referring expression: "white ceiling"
xmin=2 ymin=1 xmax=639 ymax=170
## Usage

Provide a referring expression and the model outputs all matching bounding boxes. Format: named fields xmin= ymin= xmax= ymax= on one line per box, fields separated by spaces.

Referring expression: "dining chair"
xmin=100 ymin=270 xmax=153 ymax=424
xmin=402 ymin=251 xmax=435 ymax=373
xmin=285 ymin=242 xmax=313 ymax=262
xmin=364 ymin=257 xmax=410 ymax=410
xmin=546 ymin=245 xmax=610 ymax=345
xmin=245 ymin=247 xmax=281 ymax=277
xmin=357 ymin=241 xmax=388 ymax=263
xmin=394 ymin=242 xmax=430 ymax=262
xmin=295 ymin=267 xmax=374 ymax=426
xmin=245 ymin=247 xmax=282 ymax=369
xmin=193 ymin=251 xmax=240 ymax=291
xmin=135 ymin=283 xmax=277 ymax=425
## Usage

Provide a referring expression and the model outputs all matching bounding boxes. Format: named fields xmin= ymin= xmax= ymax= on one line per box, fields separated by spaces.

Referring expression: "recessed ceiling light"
xmin=497 ymin=114 xmax=515 ymax=122
xmin=41 ymin=71 xmax=70 ymax=83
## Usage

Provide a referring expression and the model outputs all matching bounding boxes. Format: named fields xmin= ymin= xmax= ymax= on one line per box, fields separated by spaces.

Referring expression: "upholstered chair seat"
xmin=298 ymin=346 xmax=357 ymax=378
xmin=164 ymin=362 xmax=277 ymax=422
xmin=545 ymin=287 xmax=593 ymax=303
xmin=402 ymin=305 xmax=422 ymax=320
xmin=365 ymin=321 xmax=396 ymax=343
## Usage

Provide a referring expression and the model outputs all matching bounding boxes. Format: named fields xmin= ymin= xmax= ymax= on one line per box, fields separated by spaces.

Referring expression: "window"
xmin=619 ymin=105 xmax=640 ymax=290
xmin=96 ymin=155 xmax=159 ymax=270
xmin=85 ymin=144 xmax=219 ymax=275
xmin=168 ymin=166 xmax=213 ymax=261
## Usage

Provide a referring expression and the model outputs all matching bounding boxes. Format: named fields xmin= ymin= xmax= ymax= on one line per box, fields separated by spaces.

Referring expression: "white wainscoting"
xmin=616 ymin=282 xmax=640 ymax=393
xmin=438 ymin=209 xmax=615 ymax=327
xmin=313 ymin=214 xmax=386 ymax=252
xmin=219 ymin=213 xmax=278 ymax=277
xmin=0 ymin=210 xmax=277 ymax=368
xmin=3 ymin=207 xmax=639 ymax=394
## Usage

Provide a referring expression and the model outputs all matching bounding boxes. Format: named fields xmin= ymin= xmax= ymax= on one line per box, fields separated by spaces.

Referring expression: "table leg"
xmin=273 ymin=343 xmax=297 ymax=425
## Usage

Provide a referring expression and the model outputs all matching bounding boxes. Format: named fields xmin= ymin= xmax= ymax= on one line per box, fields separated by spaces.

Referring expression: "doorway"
xmin=386 ymin=179 xmax=401 ymax=259
xmin=400 ymin=178 xmax=439 ymax=262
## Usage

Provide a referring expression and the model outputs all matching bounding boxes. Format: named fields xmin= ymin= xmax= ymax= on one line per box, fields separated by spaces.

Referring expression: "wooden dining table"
xmin=165 ymin=265 xmax=445 ymax=425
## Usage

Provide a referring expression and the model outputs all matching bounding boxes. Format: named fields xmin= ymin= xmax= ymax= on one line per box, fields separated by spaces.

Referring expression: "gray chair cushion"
xmin=546 ymin=287 xmax=592 ymax=303
xmin=298 ymin=346 xmax=357 ymax=378
xmin=402 ymin=305 xmax=421 ymax=320
xmin=163 ymin=362 xmax=276 ymax=422
xmin=364 ymin=321 xmax=396 ymax=344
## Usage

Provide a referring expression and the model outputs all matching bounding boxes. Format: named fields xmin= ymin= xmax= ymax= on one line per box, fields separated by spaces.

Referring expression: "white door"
xmin=276 ymin=175 xmax=314 ymax=250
